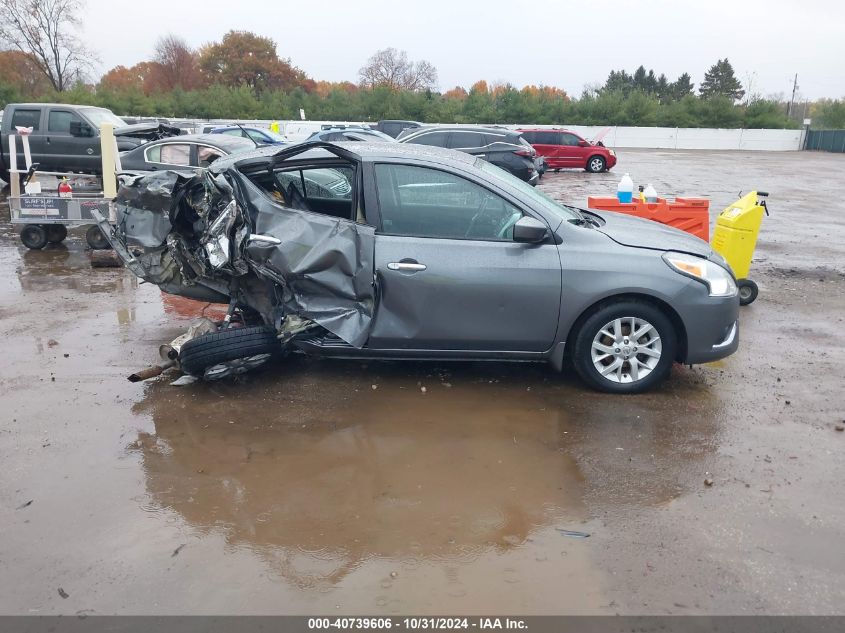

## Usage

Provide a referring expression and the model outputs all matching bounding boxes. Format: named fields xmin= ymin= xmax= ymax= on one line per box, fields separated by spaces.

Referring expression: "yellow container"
xmin=711 ymin=191 xmax=768 ymax=305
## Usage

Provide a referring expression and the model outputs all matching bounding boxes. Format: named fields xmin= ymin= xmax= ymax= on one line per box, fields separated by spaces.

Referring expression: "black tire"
xmin=20 ymin=224 xmax=48 ymax=250
xmin=571 ymin=300 xmax=677 ymax=394
xmin=45 ymin=224 xmax=68 ymax=243
xmin=586 ymin=155 xmax=606 ymax=173
xmin=737 ymin=279 xmax=758 ymax=306
xmin=86 ymin=225 xmax=110 ymax=250
xmin=179 ymin=325 xmax=281 ymax=377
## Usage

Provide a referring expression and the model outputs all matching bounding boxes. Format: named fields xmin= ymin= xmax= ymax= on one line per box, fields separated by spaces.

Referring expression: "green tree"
xmin=813 ymin=99 xmax=845 ymax=128
xmin=670 ymin=73 xmax=694 ymax=101
xmin=699 ymin=59 xmax=744 ymax=101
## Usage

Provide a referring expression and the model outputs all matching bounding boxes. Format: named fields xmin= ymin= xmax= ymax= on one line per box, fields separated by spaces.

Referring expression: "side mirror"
xmin=513 ymin=216 xmax=549 ymax=243
xmin=69 ymin=121 xmax=93 ymax=137
xmin=577 ymin=139 xmax=589 ymax=147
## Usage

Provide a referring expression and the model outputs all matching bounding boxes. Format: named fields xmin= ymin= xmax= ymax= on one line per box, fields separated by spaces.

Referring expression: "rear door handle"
xmin=387 ymin=262 xmax=426 ymax=272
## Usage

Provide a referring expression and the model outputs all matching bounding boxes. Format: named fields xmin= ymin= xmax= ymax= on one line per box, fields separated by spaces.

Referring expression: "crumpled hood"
xmin=588 ymin=209 xmax=713 ymax=258
xmin=114 ymin=122 xmax=182 ymax=141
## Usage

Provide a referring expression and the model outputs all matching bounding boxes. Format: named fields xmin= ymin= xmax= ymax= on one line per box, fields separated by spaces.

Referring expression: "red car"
xmin=518 ymin=128 xmax=617 ymax=173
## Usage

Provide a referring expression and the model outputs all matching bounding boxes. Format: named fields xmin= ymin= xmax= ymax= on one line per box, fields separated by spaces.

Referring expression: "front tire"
xmin=572 ymin=300 xmax=677 ymax=394
xmin=179 ymin=325 xmax=281 ymax=377
xmin=586 ymin=156 xmax=606 ymax=173
xmin=20 ymin=224 xmax=48 ymax=250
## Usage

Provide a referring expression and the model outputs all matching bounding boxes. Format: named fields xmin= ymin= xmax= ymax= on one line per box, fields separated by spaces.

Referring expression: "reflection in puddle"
xmin=130 ymin=360 xmax=722 ymax=606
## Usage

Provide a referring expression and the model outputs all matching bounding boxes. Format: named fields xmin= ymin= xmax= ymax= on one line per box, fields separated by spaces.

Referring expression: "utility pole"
xmin=788 ymin=73 xmax=798 ymax=118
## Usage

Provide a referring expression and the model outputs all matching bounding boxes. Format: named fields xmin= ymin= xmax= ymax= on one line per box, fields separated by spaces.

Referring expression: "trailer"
xmin=7 ymin=124 xmax=119 ymax=250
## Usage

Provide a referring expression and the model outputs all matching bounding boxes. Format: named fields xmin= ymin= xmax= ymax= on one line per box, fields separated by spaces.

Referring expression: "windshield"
xmin=477 ymin=160 xmax=582 ymax=221
xmin=256 ymin=129 xmax=289 ymax=143
xmin=82 ymin=108 xmax=127 ymax=129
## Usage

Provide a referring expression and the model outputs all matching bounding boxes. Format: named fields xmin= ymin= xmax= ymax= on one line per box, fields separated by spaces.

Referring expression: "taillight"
xmin=515 ymin=149 xmax=533 ymax=157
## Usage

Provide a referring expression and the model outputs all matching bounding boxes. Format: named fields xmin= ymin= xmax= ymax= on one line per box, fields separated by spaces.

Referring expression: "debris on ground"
xmin=556 ymin=528 xmax=591 ymax=538
xmin=704 ymin=478 xmax=714 ymax=487
xmin=57 ymin=588 xmax=69 ymax=599
xmin=171 ymin=544 xmax=186 ymax=557
xmin=16 ymin=500 xmax=33 ymax=509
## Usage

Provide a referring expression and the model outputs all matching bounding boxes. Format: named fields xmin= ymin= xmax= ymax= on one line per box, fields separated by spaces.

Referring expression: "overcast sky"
xmin=84 ymin=0 xmax=844 ymax=100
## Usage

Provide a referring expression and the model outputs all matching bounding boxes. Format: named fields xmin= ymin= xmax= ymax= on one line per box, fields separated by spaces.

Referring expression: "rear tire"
xmin=737 ymin=279 xmax=758 ymax=306
xmin=20 ymin=224 xmax=48 ymax=250
xmin=45 ymin=224 xmax=68 ymax=243
xmin=586 ymin=156 xmax=606 ymax=173
xmin=179 ymin=325 xmax=281 ymax=377
xmin=571 ymin=300 xmax=677 ymax=394
xmin=86 ymin=225 xmax=110 ymax=250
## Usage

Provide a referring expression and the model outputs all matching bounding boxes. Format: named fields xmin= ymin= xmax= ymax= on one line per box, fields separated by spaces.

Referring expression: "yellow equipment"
xmin=711 ymin=191 xmax=769 ymax=305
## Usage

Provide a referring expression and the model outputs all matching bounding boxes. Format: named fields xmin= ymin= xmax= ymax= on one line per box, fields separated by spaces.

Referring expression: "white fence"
xmin=157 ymin=117 xmax=806 ymax=150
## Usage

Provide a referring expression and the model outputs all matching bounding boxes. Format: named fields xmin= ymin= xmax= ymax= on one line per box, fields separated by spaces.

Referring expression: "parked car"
xmin=119 ymin=134 xmax=255 ymax=172
xmin=374 ymin=120 xmax=422 ymax=138
xmin=99 ymin=141 xmax=739 ymax=393
xmin=210 ymin=126 xmax=290 ymax=146
xmin=398 ymin=126 xmax=539 ymax=185
xmin=0 ymin=103 xmax=181 ymax=180
xmin=518 ymin=128 xmax=617 ymax=173
xmin=307 ymin=128 xmax=397 ymax=142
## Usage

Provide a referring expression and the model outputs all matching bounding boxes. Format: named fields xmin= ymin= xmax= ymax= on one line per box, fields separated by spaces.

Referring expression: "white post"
xmin=100 ymin=123 xmax=117 ymax=198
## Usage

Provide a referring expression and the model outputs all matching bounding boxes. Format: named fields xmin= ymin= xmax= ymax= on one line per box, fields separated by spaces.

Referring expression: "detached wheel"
xmin=179 ymin=325 xmax=281 ymax=377
xmin=86 ymin=225 xmax=110 ymax=250
xmin=45 ymin=224 xmax=68 ymax=243
xmin=737 ymin=279 xmax=758 ymax=306
xmin=20 ymin=224 xmax=48 ymax=250
xmin=572 ymin=300 xmax=677 ymax=394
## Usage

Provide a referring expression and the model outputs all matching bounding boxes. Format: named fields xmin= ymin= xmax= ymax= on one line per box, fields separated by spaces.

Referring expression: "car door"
xmin=46 ymin=108 xmax=100 ymax=172
xmin=559 ymin=132 xmax=585 ymax=168
xmin=367 ymin=162 xmax=562 ymax=352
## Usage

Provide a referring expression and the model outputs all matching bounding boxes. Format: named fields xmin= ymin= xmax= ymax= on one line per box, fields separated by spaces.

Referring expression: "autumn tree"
xmin=358 ymin=48 xmax=437 ymax=92
xmin=152 ymin=34 xmax=201 ymax=91
xmin=198 ymin=30 xmax=308 ymax=93
xmin=699 ymin=59 xmax=744 ymax=101
xmin=0 ymin=0 xmax=95 ymax=91
xmin=0 ymin=50 xmax=53 ymax=97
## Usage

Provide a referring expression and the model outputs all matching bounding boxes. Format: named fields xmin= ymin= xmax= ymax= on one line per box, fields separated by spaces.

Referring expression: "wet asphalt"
xmin=1 ymin=149 xmax=844 ymax=615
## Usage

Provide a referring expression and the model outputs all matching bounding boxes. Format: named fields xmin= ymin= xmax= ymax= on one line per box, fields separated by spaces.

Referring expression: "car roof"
xmin=517 ymin=127 xmax=577 ymax=133
xmin=406 ymin=125 xmax=519 ymax=136
xmin=210 ymin=140 xmax=478 ymax=171
xmin=149 ymin=133 xmax=255 ymax=150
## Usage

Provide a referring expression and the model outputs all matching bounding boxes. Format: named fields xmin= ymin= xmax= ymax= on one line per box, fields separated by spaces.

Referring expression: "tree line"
xmin=0 ymin=0 xmax=842 ymax=129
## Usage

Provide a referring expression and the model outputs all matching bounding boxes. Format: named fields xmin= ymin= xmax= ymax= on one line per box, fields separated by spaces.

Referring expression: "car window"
xmin=221 ymin=129 xmax=244 ymax=137
xmin=536 ymin=131 xmax=559 ymax=145
xmin=448 ymin=132 xmax=483 ymax=149
xmin=47 ymin=110 xmax=83 ymax=134
xmin=520 ymin=131 xmax=537 ymax=143
xmin=560 ymin=133 xmax=580 ymax=146
xmin=197 ymin=145 xmax=224 ymax=167
xmin=374 ymin=164 xmax=523 ymax=241
xmin=252 ymin=165 xmax=356 ymax=221
xmin=148 ymin=143 xmax=191 ymax=166
xmin=407 ymin=131 xmax=448 ymax=147
xmin=11 ymin=108 xmax=41 ymax=131
xmin=245 ymin=129 xmax=269 ymax=144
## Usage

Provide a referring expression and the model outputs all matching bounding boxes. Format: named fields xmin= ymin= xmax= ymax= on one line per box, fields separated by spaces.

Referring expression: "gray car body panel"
xmin=101 ymin=141 xmax=739 ymax=367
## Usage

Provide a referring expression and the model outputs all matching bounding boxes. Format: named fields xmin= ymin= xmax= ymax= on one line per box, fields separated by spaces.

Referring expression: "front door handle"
xmin=248 ymin=234 xmax=282 ymax=245
xmin=387 ymin=262 xmax=426 ymax=272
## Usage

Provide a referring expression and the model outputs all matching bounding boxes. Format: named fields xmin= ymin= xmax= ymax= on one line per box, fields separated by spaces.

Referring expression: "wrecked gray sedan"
xmin=97 ymin=141 xmax=739 ymax=393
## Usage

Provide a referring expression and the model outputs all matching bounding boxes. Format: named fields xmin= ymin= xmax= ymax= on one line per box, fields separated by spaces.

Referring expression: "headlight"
xmin=608 ymin=150 xmax=616 ymax=156
xmin=662 ymin=252 xmax=737 ymax=297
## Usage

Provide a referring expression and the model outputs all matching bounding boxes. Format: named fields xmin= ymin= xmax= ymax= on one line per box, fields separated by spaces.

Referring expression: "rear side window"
xmin=221 ymin=129 xmax=244 ymax=137
xmin=407 ymin=131 xmax=448 ymax=147
xmin=11 ymin=108 xmax=41 ymax=131
xmin=145 ymin=143 xmax=191 ymax=165
xmin=48 ymin=110 xmax=82 ymax=134
xmin=535 ymin=131 xmax=561 ymax=145
xmin=560 ymin=133 xmax=580 ymax=146
xmin=448 ymin=132 xmax=483 ymax=149
xmin=521 ymin=131 xmax=537 ymax=143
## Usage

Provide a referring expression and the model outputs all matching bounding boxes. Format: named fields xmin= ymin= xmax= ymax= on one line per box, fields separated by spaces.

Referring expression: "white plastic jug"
xmin=644 ymin=183 xmax=658 ymax=203
xmin=617 ymin=173 xmax=633 ymax=203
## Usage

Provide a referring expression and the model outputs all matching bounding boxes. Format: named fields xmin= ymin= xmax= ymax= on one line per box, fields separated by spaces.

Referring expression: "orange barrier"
xmin=587 ymin=196 xmax=711 ymax=242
